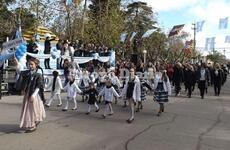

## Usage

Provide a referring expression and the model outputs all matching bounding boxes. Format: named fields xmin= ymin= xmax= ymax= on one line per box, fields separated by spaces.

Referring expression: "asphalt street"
xmin=0 ymin=79 xmax=230 ymax=150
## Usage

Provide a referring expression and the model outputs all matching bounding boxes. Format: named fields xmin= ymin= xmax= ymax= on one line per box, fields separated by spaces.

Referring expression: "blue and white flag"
xmin=219 ymin=17 xmax=228 ymax=29
xmin=196 ymin=21 xmax=205 ymax=32
xmin=120 ymin=32 xmax=127 ymax=42
xmin=205 ymin=37 xmax=215 ymax=50
xmin=15 ymin=26 xmax=22 ymax=38
xmin=66 ymin=0 xmax=72 ymax=6
xmin=130 ymin=32 xmax=137 ymax=41
xmin=142 ymin=29 xmax=156 ymax=38
xmin=225 ymin=35 xmax=230 ymax=43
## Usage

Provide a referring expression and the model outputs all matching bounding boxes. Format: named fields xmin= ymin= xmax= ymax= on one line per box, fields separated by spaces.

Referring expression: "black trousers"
xmin=187 ymin=84 xmax=192 ymax=97
xmin=44 ymin=58 xmax=50 ymax=69
xmin=214 ymin=83 xmax=221 ymax=95
xmin=198 ymin=80 xmax=206 ymax=98
xmin=175 ymin=82 xmax=181 ymax=94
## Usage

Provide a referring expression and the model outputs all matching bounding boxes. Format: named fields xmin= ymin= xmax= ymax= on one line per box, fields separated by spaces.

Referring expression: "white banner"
xmin=2 ymin=38 xmax=23 ymax=50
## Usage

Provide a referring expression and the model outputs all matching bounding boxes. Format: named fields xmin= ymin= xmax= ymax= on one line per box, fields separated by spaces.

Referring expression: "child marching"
xmin=45 ymin=71 xmax=63 ymax=107
xmin=83 ymin=83 xmax=100 ymax=115
xmin=99 ymin=79 xmax=120 ymax=119
xmin=62 ymin=75 xmax=82 ymax=111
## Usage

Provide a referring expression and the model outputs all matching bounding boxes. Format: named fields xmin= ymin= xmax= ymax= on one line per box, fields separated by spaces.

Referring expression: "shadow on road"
xmin=0 ymin=124 xmax=22 ymax=135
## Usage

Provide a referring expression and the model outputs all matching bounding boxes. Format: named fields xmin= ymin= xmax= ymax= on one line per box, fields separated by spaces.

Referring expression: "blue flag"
xmin=219 ymin=17 xmax=228 ymax=29
xmin=225 ymin=35 xmax=230 ymax=43
xmin=120 ymin=32 xmax=127 ymax=42
xmin=66 ymin=0 xmax=72 ymax=6
xmin=130 ymin=32 xmax=137 ymax=41
xmin=196 ymin=21 xmax=205 ymax=32
xmin=142 ymin=29 xmax=156 ymax=38
xmin=205 ymin=37 xmax=215 ymax=50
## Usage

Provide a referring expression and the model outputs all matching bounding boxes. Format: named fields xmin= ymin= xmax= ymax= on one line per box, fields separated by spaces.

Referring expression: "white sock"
xmin=88 ymin=105 xmax=91 ymax=112
xmin=94 ymin=102 xmax=99 ymax=110
xmin=57 ymin=94 xmax=62 ymax=105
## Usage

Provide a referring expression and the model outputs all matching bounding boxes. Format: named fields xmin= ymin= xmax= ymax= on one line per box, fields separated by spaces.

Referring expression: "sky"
xmin=133 ymin=0 xmax=230 ymax=58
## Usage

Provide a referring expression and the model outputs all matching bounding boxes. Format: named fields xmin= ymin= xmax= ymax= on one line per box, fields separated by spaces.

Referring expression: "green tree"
xmin=124 ymin=1 xmax=157 ymax=53
xmin=86 ymin=0 xmax=124 ymax=47
xmin=206 ymin=51 xmax=225 ymax=63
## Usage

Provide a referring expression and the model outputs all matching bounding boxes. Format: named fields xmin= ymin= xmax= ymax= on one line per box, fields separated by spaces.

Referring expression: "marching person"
xmin=197 ymin=63 xmax=210 ymax=99
xmin=62 ymin=75 xmax=82 ymax=111
xmin=20 ymin=58 xmax=46 ymax=133
xmin=99 ymin=79 xmax=120 ymax=119
xmin=83 ymin=83 xmax=100 ymax=115
xmin=121 ymin=68 xmax=141 ymax=123
xmin=173 ymin=62 xmax=183 ymax=96
xmin=109 ymin=70 xmax=122 ymax=104
xmin=212 ymin=63 xmax=223 ymax=96
xmin=184 ymin=65 xmax=196 ymax=98
xmin=79 ymin=69 xmax=91 ymax=102
xmin=153 ymin=66 xmax=171 ymax=116
xmin=45 ymin=71 xmax=63 ymax=107
xmin=136 ymin=76 xmax=152 ymax=112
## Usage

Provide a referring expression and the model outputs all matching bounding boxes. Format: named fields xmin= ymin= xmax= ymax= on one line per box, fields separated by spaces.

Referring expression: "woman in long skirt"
xmin=154 ymin=66 xmax=171 ymax=116
xmin=20 ymin=58 xmax=46 ymax=133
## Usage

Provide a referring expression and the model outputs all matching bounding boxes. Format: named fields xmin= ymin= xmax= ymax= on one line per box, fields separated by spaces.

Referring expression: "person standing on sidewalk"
xmin=20 ymin=58 xmax=46 ymax=133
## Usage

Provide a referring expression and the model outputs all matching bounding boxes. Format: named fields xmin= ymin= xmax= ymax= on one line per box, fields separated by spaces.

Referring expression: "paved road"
xmin=0 ymin=79 xmax=230 ymax=150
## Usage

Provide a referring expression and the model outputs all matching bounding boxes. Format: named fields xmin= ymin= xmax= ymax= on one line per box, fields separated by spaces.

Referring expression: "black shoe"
xmin=57 ymin=104 xmax=62 ymax=107
xmin=25 ymin=127 xmax=36 ymax=133
xmin=35 ymin=121 xmax=40 ymax=127
xmin=62 ymin=109 xmax=67 ymax=111
xmin=126 ymin=118 xmax=134 ymax=124
xmin=157 ymin=113 xmax=161 ymax=117
xmin=136 ymin=108 xmax=140 ymax=112
xmin=102 ymin=114 xmax=106 ymax=119
xmin=86 ymin=112 xmax=90 ymax=115
xmin=95 ymin=109 xmax=100 ymax=112
xmin=108 ymin=113 xmax=113 ymax=116
xmin=45 ymin=104 xmax=50 ymax=107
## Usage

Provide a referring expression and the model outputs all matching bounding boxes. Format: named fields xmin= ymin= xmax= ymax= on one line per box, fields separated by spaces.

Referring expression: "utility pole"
xmin=192 ymin=23 xmax=196 ymax=63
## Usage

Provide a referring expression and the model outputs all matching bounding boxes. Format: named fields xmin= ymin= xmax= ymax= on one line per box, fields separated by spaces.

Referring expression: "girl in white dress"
xmin=62 ymin=75 xmax=82 ymax=111
xmin=45 ymin=71 xmax=63 ymax=107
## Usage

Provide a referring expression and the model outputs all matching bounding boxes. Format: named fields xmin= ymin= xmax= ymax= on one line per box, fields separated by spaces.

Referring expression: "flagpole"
xmin=192 ymin=23 xmax=196 ymax=62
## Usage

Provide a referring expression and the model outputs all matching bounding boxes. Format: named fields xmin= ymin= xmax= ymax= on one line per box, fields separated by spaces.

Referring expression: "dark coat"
xmin=184 ymin=70 xmax=196 ymax=86
xmin=44 ymin=38 xmax=55 ymax=54
xmin=173 ymin=66 xmax=183 ymax=83
xmin=212 ymin=69 xmax=223 ymax=86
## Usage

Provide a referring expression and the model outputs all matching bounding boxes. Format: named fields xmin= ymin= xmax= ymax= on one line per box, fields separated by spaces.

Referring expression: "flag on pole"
xmin=130 ymin=32 xmax=137 ymax=41
xmin=120 ymin=32 xmax=127 ymax=42
xmin=142 ymin=29 xmax=156 ymax=38
xmin=225 ymin=35 xmax=230 ymax=43
xmin=219 ymin=17 xmax=228 ymax=29
xmin=196 ymin=21 xmax=205 ymax=32
xmin=205 ymin=37 xmax=215 ymax=50
xmin=66 ymin=0 xmax=72 ymax=6
xmin=168 ymin=24 xmax=185 ymax=37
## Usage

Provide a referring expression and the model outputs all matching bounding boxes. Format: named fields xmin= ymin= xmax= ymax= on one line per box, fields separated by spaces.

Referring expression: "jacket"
xmin=121 ymin=76 xmax=141 ymax=102
xmin=154 ymin=72 xmax=171 ymax=95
